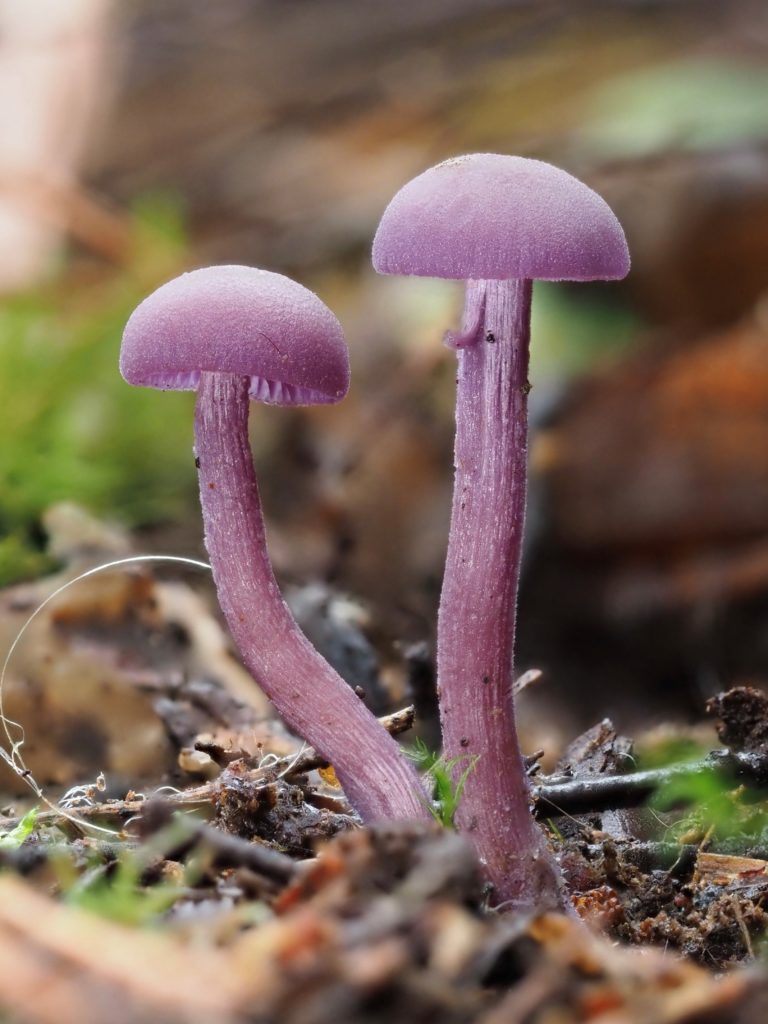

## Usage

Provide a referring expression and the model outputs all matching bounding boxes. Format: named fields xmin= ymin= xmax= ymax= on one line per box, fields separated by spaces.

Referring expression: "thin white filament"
xmin=0 ymin=554 xmax=211 ymax=836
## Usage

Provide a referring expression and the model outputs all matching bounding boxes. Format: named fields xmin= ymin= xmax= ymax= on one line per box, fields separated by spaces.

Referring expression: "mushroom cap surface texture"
xmin=120 ymin=265 xmax=349 ymax=405
xmin=372 ymin=154 xmax=630 ymax=282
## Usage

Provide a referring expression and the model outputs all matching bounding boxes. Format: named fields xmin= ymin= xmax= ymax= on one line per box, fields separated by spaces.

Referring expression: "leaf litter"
xmin=0 ymin=512 xmax=767 ymax=1021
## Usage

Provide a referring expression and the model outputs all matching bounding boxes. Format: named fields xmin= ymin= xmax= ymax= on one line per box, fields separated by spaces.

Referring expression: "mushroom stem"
xmin=437 ymin=278 xmax=563 ymax=909
xmin=195 ymin=371 xmax=430 ymax=823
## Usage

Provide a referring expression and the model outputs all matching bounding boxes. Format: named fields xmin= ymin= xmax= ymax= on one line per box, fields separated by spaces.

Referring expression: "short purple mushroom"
xmin=373 ymin=155 xmax=630 ymax=908
xmin=120 ymin=265 xmax=429 ymax=824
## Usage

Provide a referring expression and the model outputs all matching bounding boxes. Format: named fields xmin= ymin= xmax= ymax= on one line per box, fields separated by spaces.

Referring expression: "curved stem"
xmin=195 ymin=372 xmax=429 ymax=823
xmin=437 ymin=279 xmax=563 ymax=909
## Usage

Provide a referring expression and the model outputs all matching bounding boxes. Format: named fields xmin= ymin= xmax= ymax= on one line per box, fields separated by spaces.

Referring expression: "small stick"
xmin=0 ymin=706 xmax=417 ymax=832
xmin=136 ymin=806 xmax=296 ymax=883
xmin=182 ymin=817 xmax=296 ymax=882
xmin=534 ymin=749 xmax=768 ymax=818
xmin=264 ymin=704 xmax=416 ymax=779
xmin=0 ymin=815 xmax=295 ymax=885
xmin=513 ymin=668 xmax=542 ymax=696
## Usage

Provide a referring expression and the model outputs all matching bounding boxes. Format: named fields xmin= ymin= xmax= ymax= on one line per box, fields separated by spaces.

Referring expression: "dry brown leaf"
xmin=695 ymin=852 xmax=768 ymax=888
xmin=0 ymin=876 xmax=254 ymax=1024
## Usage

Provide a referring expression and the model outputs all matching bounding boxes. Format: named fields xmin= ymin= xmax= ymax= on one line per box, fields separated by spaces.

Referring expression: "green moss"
xmin=63 ymin=849 xmax=185 ymax=927
xmin=653 ymin=765 xmax=768 ymax=845
xmin=406 ymin=738 xmax=479 ymax=828
xmin=0 ymin=198 xmax=198 ymax=584
xmin=582 ymin=60 xmax=768 ymax=159
xmin=0 ymin=806 xmax=38 ymax=849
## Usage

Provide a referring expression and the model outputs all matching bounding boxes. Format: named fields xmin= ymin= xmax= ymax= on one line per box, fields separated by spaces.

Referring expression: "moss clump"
xmin=0 ymin=198 xmax=197 ymax=585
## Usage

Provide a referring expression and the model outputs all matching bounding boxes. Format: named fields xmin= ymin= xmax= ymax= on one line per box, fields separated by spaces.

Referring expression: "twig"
xmin=0 ymin=838 xmax=127 ymax=875
xmin=138 ymin=805 xmax=296 ymax=884
xmin=513 ymin=668 xmax=542 ymax=696
xmin=265 ymin=704 xmax=416 ymax=778
xmin=0 ymin=705 xmax=417 ymax=832
xmin=187 ymin=818 xmax=296 ymax=881
xmin=534 ymin=750 xmax=768 ymax=818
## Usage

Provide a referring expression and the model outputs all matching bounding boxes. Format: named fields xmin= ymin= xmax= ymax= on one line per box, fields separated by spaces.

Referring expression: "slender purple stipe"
xmin=373 ymin=155 xmax=630 ymax=908
xmin=120 ymin=265 xmax=429 ymax=824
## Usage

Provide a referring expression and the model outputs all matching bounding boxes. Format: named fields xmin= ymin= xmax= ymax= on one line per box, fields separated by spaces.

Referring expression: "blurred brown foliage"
xmin=4 ymin=0 xmax=768 ymax=738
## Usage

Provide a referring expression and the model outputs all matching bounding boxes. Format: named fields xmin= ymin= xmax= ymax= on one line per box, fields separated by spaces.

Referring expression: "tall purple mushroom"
xmin=120 ymin=265 xmax=429 ymax=823
xmin=373 ymin=155 xmax=630 ymax=908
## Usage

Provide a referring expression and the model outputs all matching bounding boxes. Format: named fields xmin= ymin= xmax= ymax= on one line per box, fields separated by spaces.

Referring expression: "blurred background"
xmin=1 ymin=0 xmax=768 ymax=779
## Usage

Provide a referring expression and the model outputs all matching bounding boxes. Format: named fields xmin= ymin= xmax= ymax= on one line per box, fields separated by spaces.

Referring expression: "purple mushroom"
xmin=120 ymin=265 xmax=429 ymax=824
xmin=373 ymin=155 xmax=630 ymax=908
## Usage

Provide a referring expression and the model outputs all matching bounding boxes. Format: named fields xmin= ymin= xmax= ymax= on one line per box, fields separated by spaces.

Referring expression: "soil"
xmin=3 ymin=547 xmax=768 ymax=1022
xmin=3 ymin=679 xmax=768 ymax=1022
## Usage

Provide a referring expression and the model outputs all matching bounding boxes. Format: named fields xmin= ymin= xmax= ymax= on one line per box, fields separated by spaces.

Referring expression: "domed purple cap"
xmin=120 ymin=266 xmax=350 ymax=405
xmin=373 ymin=154 xmax=630 ymax=282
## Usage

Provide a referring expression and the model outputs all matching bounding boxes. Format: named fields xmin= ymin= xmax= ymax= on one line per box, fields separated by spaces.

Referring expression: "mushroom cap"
xmin=372 ymin=154 xmax=630 ymax=282
xmin=120 ymin=265 xmax=350 ymax=405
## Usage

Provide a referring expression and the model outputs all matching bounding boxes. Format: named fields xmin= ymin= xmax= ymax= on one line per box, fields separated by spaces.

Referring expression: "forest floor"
xmin=1 ymin=522 xmax=768 ymax=1023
